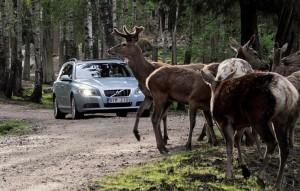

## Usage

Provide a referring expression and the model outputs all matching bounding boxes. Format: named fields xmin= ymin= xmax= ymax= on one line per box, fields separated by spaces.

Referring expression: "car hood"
xmin=76 ymin=77 xmax=138 ymax=89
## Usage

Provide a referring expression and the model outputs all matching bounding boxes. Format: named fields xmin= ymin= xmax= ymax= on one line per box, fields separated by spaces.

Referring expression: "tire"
xmin=54 ymin=98 xmax=66 ymax=119
xmin=71 ymin=96 xmax=84 ymax=120
xmin=141 ymin=109 xmax=151 ymax=117
xmin=116 ymin=111 xmax=128 ymax=117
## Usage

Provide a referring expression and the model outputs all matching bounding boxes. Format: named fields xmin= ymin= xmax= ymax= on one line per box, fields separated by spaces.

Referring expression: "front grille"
xmin=104 ymin=103 xmax=132 ymax=107
xmin=104 ymin=89 xmax=131 ymax=97
xmin=83 ymin=103 xmax=100 ymax=108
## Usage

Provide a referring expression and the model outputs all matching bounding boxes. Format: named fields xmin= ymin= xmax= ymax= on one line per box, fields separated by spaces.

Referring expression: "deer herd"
xmin=107 ymin=26 xmax=300 ymax=190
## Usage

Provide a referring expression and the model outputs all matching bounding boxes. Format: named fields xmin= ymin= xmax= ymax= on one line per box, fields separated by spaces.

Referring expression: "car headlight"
xmin=79 ymin=88 xmax=97 ymax=96
xmin=134 ymin=88 xmax=143 ymax=95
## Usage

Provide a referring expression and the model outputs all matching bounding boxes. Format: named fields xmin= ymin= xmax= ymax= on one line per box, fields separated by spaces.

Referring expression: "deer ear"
xmin=281 ymin=43 xmax=288 ymax=53
xmin=229 ymin=37 xmax=241 ymax=53
xmin=201 ymin=70 xmax=216 ymax=87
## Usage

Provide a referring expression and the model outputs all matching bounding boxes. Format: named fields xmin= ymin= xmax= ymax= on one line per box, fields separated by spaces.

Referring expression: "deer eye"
xmin=122 ymin=43 xmax=126 ymax=47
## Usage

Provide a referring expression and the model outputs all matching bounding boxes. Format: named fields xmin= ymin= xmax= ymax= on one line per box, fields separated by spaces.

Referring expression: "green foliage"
xmin=95 ymin=144 xmax=261 ymax=191
xmin=0 ymin=120 xmax=28 ymax=135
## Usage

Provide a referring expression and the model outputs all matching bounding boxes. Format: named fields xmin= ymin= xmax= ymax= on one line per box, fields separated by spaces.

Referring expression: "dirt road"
xmin=0 ymin=104 xmax=205 ymax=191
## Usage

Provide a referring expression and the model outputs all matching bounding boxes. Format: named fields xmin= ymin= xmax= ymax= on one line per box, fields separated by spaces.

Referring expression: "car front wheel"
xmin=54 ymin=98 xmax=66 ymax=119
xmin=71 ymin=96 xmax=84 ymax=120
xmin=116 ymin=112 xmax=128 ymax=117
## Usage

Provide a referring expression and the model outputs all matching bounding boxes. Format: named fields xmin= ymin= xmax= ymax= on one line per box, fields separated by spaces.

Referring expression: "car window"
xmin=59 ymin=64 xmax=73 ymax=80
xmin=76 ymin=63 xmax=133 ymax=79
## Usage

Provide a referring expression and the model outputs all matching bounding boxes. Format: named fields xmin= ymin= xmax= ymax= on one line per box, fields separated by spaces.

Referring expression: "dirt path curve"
xmin=0 ymin=104 xmax=205 ymax=191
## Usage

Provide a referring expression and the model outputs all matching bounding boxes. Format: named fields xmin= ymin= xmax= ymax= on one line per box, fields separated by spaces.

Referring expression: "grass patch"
xmin=0 ymin=119 xmax=28 ymax=136
xmin=7 ymin=85 xmax=53 ymax=109
xmin=95 ymin=144 xmax=261 ymax=191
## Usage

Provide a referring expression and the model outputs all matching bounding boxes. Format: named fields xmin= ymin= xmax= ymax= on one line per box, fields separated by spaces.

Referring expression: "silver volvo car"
xmin=53 ymin=58 xmax=145 ymax=119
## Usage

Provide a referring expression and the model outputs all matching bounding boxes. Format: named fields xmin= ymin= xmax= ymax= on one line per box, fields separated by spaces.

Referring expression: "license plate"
xmin=107 ymin=97 xmax=129 ymax=103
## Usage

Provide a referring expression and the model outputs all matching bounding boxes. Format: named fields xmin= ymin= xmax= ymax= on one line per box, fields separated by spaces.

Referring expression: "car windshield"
xmin=75 ymin=62 xmax=133 ymax=79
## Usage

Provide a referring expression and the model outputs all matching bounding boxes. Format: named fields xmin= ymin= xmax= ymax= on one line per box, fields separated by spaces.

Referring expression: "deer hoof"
xmin=241 ymin=165 xmax=251 ymax=179
xmin=133 ymin=130 xmax=141 ymax=141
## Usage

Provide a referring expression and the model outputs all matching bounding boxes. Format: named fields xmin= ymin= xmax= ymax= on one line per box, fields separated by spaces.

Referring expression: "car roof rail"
xmin=69 ymin=58 xmax=78 ymax=62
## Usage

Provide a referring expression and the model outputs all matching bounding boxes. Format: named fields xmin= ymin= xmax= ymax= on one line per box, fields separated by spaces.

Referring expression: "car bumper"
xmin=73 ymin=93 xmax=144 ymax=113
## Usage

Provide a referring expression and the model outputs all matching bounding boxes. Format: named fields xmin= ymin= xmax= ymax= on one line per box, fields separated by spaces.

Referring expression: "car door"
xmin=60 ymin=63 xmax=74 ymax=109
xmin=54 ymin=64 xmax=68 ymax=107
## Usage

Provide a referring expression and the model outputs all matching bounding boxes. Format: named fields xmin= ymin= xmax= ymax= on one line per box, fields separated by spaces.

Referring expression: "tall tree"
xmin=42 ymin=1 xmax=54 ymax=83
xmin=99 ymin=0 xmax=115 ymax=54
xmin=31 ymin=0 xmax=43 ymax=102
xmin=23 ymin=3 xmax=32 ymax=81
xmin=171 ymin=1 xmax=179 ymax=65
xmin=91 ymin=0 xmax=99 ymax=58
xmin=0 ymin=0 xmax=9 ymax=93
xmin=84 ymin=0 xmax=93 ymax=59
xmin=183 ymin=0 xmax=194 ymax=64
xmin=64 ymin=9 xmax=77 ymax=61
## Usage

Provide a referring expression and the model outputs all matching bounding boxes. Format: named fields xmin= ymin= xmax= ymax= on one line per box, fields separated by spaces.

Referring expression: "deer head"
xmin=229 ymin=35 xmax=268 ymax=71
xmin=107 ymin=26 xmax=144 ymax=59
xmin=272 ymin=42 xmax=288 ymax=69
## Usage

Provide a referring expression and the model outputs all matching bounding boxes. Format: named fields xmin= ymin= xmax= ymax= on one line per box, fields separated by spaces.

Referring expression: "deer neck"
xmin=127 ymin=54 xmax=155 ymax=84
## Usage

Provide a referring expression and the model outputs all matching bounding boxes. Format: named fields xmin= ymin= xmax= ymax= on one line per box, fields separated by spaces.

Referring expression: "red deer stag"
xmin=108 ymin=26 xmax=218 ymax=152
xmin=201 ymin=70 xmax=300 ymax=190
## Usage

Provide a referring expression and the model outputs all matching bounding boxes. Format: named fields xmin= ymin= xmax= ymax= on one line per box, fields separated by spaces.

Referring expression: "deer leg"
xmin=133 ymin=97 xmax=152 ymax=141
xmin=273 ymin=123 xmax=290 ymax=190
xmin=203 ymin=111 xmax=218 ymax=146
xmin=151 ymin=99 xmax=168 ymax=154
xmin=222 ymin=121 xmax=235 ymax=180
xmin=255 ymin=122 xmax=277 ymax=187
xmin=235 ymin=129 xmax=251 ymax=179
xmin=252 ymin=129 xmax=264 ymax=159
xmin=161 ymin=104 xmax=170 ymax=145
xmin=197 ymin=123 xmax=207 ymax=142
xmin=185 ymin=106 xmax=197 ymax=150
xmin=244 ymin=128 xmax=255 ymax=146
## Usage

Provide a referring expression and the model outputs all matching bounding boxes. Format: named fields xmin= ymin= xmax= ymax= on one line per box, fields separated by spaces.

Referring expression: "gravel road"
xmin=0 ymin=104 xmax=206 ymax=191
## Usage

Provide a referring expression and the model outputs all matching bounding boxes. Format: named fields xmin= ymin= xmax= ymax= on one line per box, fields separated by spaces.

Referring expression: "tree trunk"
xmin=64 ymin=10 xmax=77 ymax=62
xmin=183 ymin=0 xmax=194 ymax=65
xmin=123 ymin=0 xmax=128 ymax=25
xmin=23 ymin=9 xmax=31 ymax=81
xmin=84 ymin=0 xmax=93 ymax=59
xmin=99 ymin=0 xmax=115 ymax=55
xmin=112 ymin=0 xmax=117 ymax=28
xmin=58 ymin=22 xmax=65 ymax=67
xmin=239 ymin=0 xmax=260 ymax=51
xmin=31 ymin=0 xmax=43 ymax=103
xmin=42 ymin=2 xmax=54 ymax=84
xmin=0 ymin=0 xmax=8 ymax=92
xmin=11 ymin=0 xmax=23 ymax=96
xmin=151 ymin=2 xmax=159 ymax=62
xmin=91 ymin=0 xmax=99 ymax=59
xmin=275 ymin=0 xmax=300 ymax=56
xmin=132 ymin=0 xmax=136 ymax=25
xmin=171 ymin=2 xmax=179 ymax=65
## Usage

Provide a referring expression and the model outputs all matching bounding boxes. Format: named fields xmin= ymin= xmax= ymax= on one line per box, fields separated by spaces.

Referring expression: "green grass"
xmin=0 ymin=119 xmax=28 ymax=136
xmin=8 ymin=86 xmax=53 ymax=109
xmin=95 ymin=144 xmax=261 ymax=191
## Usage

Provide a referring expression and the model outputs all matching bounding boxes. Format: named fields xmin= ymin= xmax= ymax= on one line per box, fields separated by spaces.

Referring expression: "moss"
xmin=95 ymin=144 xmax=261 ymax=191
xmin=0 ymin=120 xmax=28 ymax=136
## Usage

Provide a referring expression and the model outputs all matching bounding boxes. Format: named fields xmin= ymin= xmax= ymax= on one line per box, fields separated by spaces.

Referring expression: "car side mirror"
xmin=60 ymin=75 xmax=72 ymax=82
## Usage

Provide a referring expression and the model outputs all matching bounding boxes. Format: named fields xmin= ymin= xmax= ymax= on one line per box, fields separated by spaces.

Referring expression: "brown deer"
xmin=108 ymin=26 xmax=218 ymax=151
xmin=229 ymin=35 xmax=269 ymax=71
xmin=272 ymin=42 xmax=300 ymax=76
xmin=201 ymin=70 xmax=300 ymax=190
xmin=145 ymin=59 xmax=251 ymax=153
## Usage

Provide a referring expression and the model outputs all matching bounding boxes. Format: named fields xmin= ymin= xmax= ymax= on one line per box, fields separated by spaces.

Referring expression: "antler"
xmin=244 ymin=34 xmax=256 ymax=48
xmin=112 ymin=25 xmax=144 ymax=42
